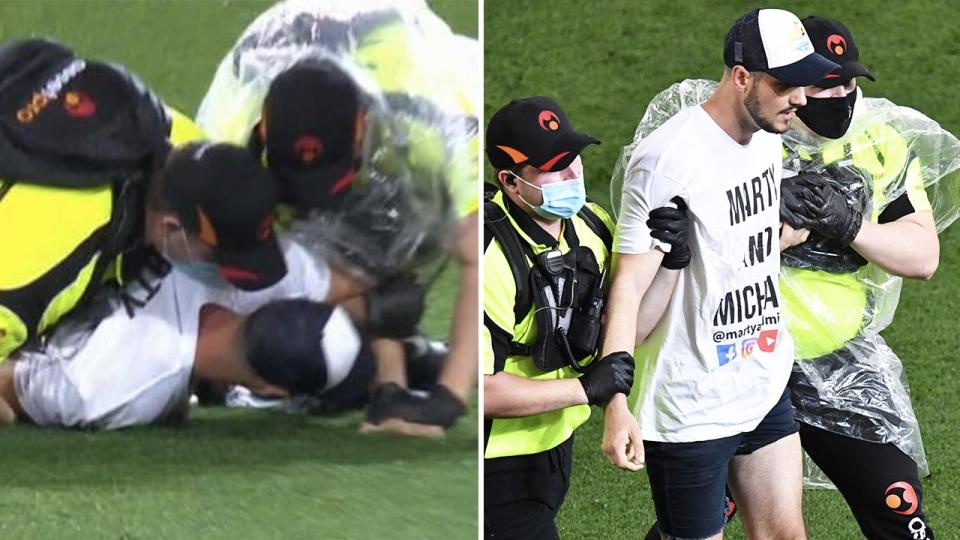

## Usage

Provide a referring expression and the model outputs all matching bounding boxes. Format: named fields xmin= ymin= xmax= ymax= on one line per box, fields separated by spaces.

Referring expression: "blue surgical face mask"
xmin=511 ymin=171 xmax=587 ymax=220
xmin=163 ymin=228 xmax=229 ymax=289
xmin=175 ymin=260 xmax=229 ymax=288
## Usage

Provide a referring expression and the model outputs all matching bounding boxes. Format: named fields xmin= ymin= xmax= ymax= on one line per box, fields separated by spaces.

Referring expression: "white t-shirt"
xmin=616 ymin=105 xmax=795 ymax=443
xmin=14 ymin=239 xmax=349 ymax=430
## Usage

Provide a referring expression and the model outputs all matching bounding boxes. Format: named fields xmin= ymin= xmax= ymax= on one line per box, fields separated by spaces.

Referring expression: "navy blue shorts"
xmin=644 ymin=387 xmax=799 ymax=539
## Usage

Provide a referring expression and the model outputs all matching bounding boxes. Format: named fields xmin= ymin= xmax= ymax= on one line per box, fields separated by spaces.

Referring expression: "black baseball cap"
xmin=162 ymin=142 xmax=286 ymax=290
xmin=243 ymin=299 xmax=338 ymax=395
xmin=802 ymin=16 xmax=875 ymax=88
xmin=262 ymin=59 xmax=363 ymax=212
xmin=723 ymin=9 xmax=840 ymax=87
xmin=486 ymin=96 xmax=599 ymax=173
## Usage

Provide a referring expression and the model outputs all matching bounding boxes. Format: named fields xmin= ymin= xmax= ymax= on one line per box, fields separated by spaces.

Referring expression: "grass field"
xmin=0 ymin=1 xmax=477 ymax=539
xmin=486 ymin=1 xmax=960 ymax=538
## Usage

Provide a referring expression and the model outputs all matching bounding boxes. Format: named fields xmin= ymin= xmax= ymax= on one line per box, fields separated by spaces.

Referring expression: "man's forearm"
xmin=635 ymin=267 xmax=680 ymax=347
xmin=601 ymin=251 xmax=664 ymax=357
xmin=439 ymin=260 xmax=478 ymax=400
xmin=325 ymin=268 xmax=370 ymax=304
xmin=484 ymin=371 xmax=587 ymax=418
xmin=372 ymin=338 xmax=407 ymax=386
xmin=852 ymin=212 xmax=939 ymax=279
xmin=439 ymin=213 xmax=479 ymax=400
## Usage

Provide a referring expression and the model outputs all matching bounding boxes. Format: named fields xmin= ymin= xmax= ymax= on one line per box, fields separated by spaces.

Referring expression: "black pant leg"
xmin=800 ymin=422 xmax=933 ymax=540
xmin=484 ymin=437 xmax=573 ymax=540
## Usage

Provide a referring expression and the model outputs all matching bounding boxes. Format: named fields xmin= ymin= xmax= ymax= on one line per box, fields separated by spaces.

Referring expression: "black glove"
xmin=366 ymin=273 xmax=425 ymax=338
xmin=579 ymin=351 xmax=634 ymax=405
xmin=410 ymin=385 xmax=466 ymax=428
xmin=365 ymin=383 xmax=413 ymax=424
xmin=799 ymin=181 xmax=864 ymax=246
xmin=366 ymin=383 xmax=465 ymax=429
xmin=647 ymin=197 xmax=691 ymax=270
xmin=780 ymin=172 xmax=825 ymax=229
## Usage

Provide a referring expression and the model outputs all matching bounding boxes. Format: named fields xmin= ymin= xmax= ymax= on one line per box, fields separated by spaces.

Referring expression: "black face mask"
xmin=796 ymin=91 xmax=858 ymax=139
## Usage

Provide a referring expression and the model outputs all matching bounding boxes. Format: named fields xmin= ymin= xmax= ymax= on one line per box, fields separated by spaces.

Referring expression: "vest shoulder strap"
xmin=577 ymin=202 xmax=613 ymax=253
xmin=483 ymin=200 xmax=532 ymax=324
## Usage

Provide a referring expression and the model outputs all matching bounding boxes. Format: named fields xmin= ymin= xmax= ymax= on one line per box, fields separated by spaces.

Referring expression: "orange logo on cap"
xmin=63 ymin=91 xmax=96 ymax=118
xmin=196 ymin=207 xmax=219 ymax=247
xmin=884 ymin=481 xmax=919 ymax=516
xmin=256 ymin=214 xmax=274 ymax=241
xmin=538 ymin=110 xmax=560 ymax=131
xmin=826 ymin=34 xmax=847 ymax=55
xmin=294 ymin=135 xmax=324 ymax=164
xmin=496 ymin=145 xmax=529 ymax=164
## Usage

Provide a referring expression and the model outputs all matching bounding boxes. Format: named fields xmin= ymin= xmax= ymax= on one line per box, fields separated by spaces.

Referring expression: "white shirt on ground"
xmin=14 ymin=238 xmax=355 ymax=430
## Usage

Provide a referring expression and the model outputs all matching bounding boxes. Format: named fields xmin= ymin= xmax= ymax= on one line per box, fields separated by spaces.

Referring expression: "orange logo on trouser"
xmin=16 ymin=92 xmax=50 ymax=124
xmin=884 ymin=481 xmax=919 ymax=515
xmin=63 ymin=91 xmax=96 ymax=117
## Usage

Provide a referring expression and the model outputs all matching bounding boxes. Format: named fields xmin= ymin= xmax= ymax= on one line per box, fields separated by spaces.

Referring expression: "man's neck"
xmin=530 ymin=213 xmax=563 ymax=240
xmin=702 ymin=84 xmax=758 ymax=146
xmin=191 ymin=304 xmax=247 ymax=385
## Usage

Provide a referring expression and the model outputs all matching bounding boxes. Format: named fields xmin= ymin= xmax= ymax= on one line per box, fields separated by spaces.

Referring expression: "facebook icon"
xmin=716 ymin=343 xmax=737 ymax=367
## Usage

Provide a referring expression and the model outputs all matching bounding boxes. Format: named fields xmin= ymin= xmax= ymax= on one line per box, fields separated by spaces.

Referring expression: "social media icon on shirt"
xmin=716 ymin=343 xmax=737 ymax=367
xmin=758 ymin=329 xmax=779 ymax=352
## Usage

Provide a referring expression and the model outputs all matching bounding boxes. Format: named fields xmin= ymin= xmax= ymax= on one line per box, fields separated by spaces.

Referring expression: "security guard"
xmin=196 ymin=1 xmax=479 ymax=435
xmin=0 ymin=39 xmax=267 ymax=362
xmin=777 ymin=16 xmax=950 ymax=539
xmin=483 ymin=97 xmax=686 ymax=539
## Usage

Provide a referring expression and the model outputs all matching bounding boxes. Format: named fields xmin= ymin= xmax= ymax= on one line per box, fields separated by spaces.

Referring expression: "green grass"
xmin=486 ymin=1 xmax=960 ymax=538
xmin=0 ymin=1 xmax=477 ymax=538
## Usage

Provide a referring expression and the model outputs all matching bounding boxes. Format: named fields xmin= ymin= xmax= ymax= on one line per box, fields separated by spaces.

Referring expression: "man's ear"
xmin=160 ymin=213 xmax=184 ymax=234
xmin=731 ymin=65 xmax=753 ymax=93
xmin=258 ymin=105 xmax=269 ymax=142
xmin=354 ymin=108 xmax=368 ymax=153
xmin=497 ymin=170 xmax=517 ymax=193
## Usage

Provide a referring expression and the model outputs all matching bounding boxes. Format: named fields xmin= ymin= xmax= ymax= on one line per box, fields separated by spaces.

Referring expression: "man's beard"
xmin=744 ymin=86 xmax=788 ymax=135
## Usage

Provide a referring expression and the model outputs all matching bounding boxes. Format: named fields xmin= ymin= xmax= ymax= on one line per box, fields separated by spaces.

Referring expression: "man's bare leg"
xmin=728 ymin=433 xmax=806 ymax=539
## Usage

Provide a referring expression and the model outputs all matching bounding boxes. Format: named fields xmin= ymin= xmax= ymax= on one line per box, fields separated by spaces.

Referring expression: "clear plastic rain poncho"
xmin=196 ymin=0 xmax=479 ymax=283
xmin=611 ymin=79 xmax=960 ymax=487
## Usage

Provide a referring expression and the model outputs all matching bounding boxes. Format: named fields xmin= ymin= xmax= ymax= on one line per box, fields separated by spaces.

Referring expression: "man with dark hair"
xmin=602 ymin=8 xmax=837 ymax=539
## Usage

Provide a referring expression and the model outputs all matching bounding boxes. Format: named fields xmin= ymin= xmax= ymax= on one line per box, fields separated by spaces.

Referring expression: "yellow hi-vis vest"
xmin=0 ymin=108 xmax=204 ymax=361
xmin=781 ymin=122 xmax=931 ymax=360
xmin=483 ymin=190 xmax=615 ymax=459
